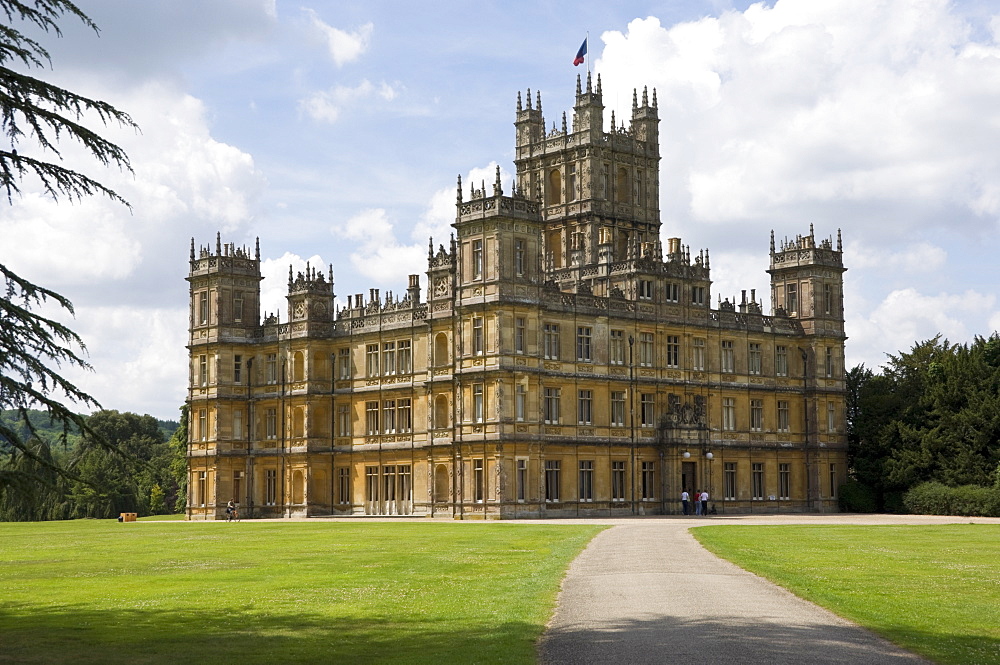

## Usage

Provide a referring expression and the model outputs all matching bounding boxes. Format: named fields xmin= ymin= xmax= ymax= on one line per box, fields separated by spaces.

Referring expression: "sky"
xmin=4 ymin=0 xmax=1000 ymax=421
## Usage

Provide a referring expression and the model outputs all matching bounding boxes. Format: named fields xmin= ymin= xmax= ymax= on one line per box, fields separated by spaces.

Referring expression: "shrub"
xmin=904 ymin=482 xmax=1000 ymax=517
xmin=839 ymin=480 xmax=877 ymax=512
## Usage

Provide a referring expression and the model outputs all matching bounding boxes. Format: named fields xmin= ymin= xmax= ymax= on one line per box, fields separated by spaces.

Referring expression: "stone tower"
xmin=767 ymin=225 xmax=846 ymax=337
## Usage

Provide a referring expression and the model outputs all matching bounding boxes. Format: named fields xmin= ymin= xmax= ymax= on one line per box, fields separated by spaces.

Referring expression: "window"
xmin=786 ymin=283 xmax=798 ymax=313
xmin=638 ymin=279 xmax=653 ymax=300
xmin=383 ymin=341 xmax=396 ymax=375
xmin=544 ymin=460 xmax=561 ymax=502
xmin=611 ymin=391 xmax=625 ymax=427
xmin=543 ymin=324 xmax=560 ymax=360
xmin=398 ymin=399 xmax=412 ymax=433
xmin=567 ymin=163 xmax=577 ymax=202
xmin=830 ymin=464 xmax=838 ymax=499
xmin=724 ymin=462 xmax=736 ymax=500
xmin=579 ymin=460 xmax=593 ymax=501
xmin=337 ymin=468 xmax=350 ymax=504
xmin=641 ymin=462 xmax=656 ymax=500
xmin=639 ymin=332 xmax=654 ymax=367
xmin=777 ymin=400 xmax=790 ymax=432
xmin=691 ymin=286 xmax=705 ymax=306
xmin=749 ymin=343 xmax=762 ymax=375
xmin=611 ymin=461 xmax=626 ymax=501
xmin=515 ymin=317 xmax=525 ymax=353
xmin=198 ymin=292 xmax=208 ymax=325
xmin=544 ymin=387 xmax=561 ymax=424
xmin=515 ymin=385 xmax=526 ymax=422
xmin=384 ymin=466 xmax=398 ymax=508
xmin=600 ymin=163 xmax=609 ymax=199
xmin=472 ymin=317 xmax=484 ymax=355
xmin=750 ymin=399 xmax=763 ymax=431
xmin=233 ymin=355 xmax=242 ymax=384
xmin=473 ymin=459 xmax=484 ymax=502
xmin=721 ymin=341 xmax=734 ymax=373
xmin=265 ymin=407 xmax=276 ymax=440
xmin=233 ymin=292 xmax=244 ymax=323
xmin=752 ymin=463 xmax=764 ymax=500
xmin=578 ymin=390 xmax=593 ymax=425
xmin=338 ymin=348 xmax=351 ymax=379
xmin=722 ymin=397 xmax=736 ymax=431
xmin=824 ymin=284 xmax=834 ymax=315
xmin=337 ymin=405 xmax=351 ymax=437
xmin=383 ymin=399 xmax=396 ymax=433
xmin=779 ymin=463 xmax=790 ymax=500
xmin=514 ymin=239 xmax=526 ymax=277
xmin=665 ymin=283 xmax=679 ymax=303
xmin=233 ymin=409 xmax=243 ymax=439
xmin=472 ymin=239 xmax=483 ymax=280
xmin=199 ymin=355 xmax=208 ymax=386
xmin=827 ymin=401 xmax=836 ymax=432
xmin=776 ymin=345 xmax=788 ymax=376
xmin=666 ymin=335 xmax=680 ymax=368
xmin=365 ymin=344 xmax=379 ymax=377
xmin=365 ymin=401 xmax=379 ymax=435
xmin=693 ymin=338 xmax=705 ymax=371
xmin=390 ymin=340 xmax=408 ymax=374
xmin=577 ymin=326 xmax=592 ymax=362
xmin=366 ymin=466 xmax=379 ymax=505
xmin=640 ymin=393 xmax=655 ymax=427
xmin=472 ymin=384 xmax=484 ymax=423
xmin=265 ymin=469 xmax=277 ymax=505
xmin=198 ymin=408 xmax=207 ymax=441
xmin=610 ymin=330 xmax=625 ymax=365
xmin=825 ymin=347 xmax=834 ymax=377
xmin=516 ymin=459 xmax=527 ymax=502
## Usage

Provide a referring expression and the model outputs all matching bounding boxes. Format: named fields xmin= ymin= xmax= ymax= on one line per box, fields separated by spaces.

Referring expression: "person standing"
xmin=694 ymin=490 xmax=702 ymax=515
xmin=700 ymin=489 xmax=709 ymax=516
xmin=681 ymin=490 xmax=690 ymax=515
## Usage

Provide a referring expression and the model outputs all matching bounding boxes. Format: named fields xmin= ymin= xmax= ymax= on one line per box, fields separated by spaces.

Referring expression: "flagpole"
xmin=587 ymin=31 xmax=590 ymax=76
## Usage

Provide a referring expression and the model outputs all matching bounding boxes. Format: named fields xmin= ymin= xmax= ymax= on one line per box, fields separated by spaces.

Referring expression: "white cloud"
xmin=299 ymin=79 xmax=398 ymax=123
xmin=259 ymin=252 xmax=329 ymax=320
xmin=307 ymin=11 xmax=373 ymax=67
xmin=848 ymin=242 xmax=947 ymax=274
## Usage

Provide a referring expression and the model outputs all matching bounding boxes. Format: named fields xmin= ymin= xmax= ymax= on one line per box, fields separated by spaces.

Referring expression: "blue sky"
xmin=5 ymin=0 xmax=1000 ymax=419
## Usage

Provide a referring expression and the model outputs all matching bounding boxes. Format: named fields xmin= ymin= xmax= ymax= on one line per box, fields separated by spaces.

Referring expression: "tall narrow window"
xmin=666 ymin=335 xmax=680 ymax=368
xmin=365 ymin=466 xmax=379 ymax=505
xmin=514 ymin=239 xmax=526 ymax=277
xmin=398 ymin=399 xmax=412 ymax=433
xmin=544 ymin=387 xmax=561 ymax=424
xmin=610 ymin=330 xmax=625 ymax=365
xmin=577 ymin=326 xmax=592 ymax=362
xmin=776 ymin=345 xmax=788 ymax=376
xmin=722 ymin=397 xmax=736 ymax=431
xmin=515 ymin=384 xmax=526 ymax=422
xmin=366 ymin=344 xmax=379 ymax=377
xmin=472 ymin=239 xmax=483 ymax=280
xmin=827 ymin=401 xmax=836 ymax=432
xmin=338 ymin=468 xmax=350 ymax=504
xmin=611 ymin=391 xmax=625 ymax=427
xmin=830 ymin=464 xmax=838 ymax=499
xmin=611 ymin=461 xmax=626 ymax=501
xmin=544 ymin=460 xmax=561 ymax=502
xmin=233 ymin=409 xmax=243 ymax=439
xmin=779 ymin=463 xmax=791 ymax=500
xmin=665 ymin=283 xmax=679 ymax=302
xmin=786 ymin=283 xmax=798 ymax=313
xmin=337 ymin=404 xmax=351 ymax=437
xmin=577 ymin=389 xmax=593 ymax=425
xmin=397 ymin=340 xmax=411 ymax=374
xmin=724 ymin=462 xmax=736 ymax=500
xmin=638 ymin=280 xmax=654 ymax=300
xmin=824 ymin=284 xmax=834 ymax=315
xmin=777 ymin=400 xmax=790 ymax=432
xmin=365 ymin=401 xmax=379 ymax=435
xmin=233 ymin=292 xmax=244 ymax=323
xmin=473 ymin=459 xmax=484 ymax=502
xmin=579 ymin=460 xmax=594 ymax=501
xmin=691 ymin=286 xmax=705 ymax=306
xmin=567 ymin=163 xmax=577 ymax=201
xmin=516 ymin=459 xmax=527 ymax=501
xmin=515 ymin=317 xmax=526 ymax=354
xmin=265 ymin=407 xmax=276 ymax=440
xmin=265 ymin=469 xmax=277 ymax=505
xmin=199 ymin=355 xmax=208 ymax=386
xmin=198 ymin=408 xmax=207 ymax=441
xmin=338 ymin=348 xmax=351 ymax=379
xmin=198 ymin=292 xmax=208 ymax=325
xmin=825 ymin=347 xmax=834 ymax=377
xmin=641 ymin=462 xmax=656 ymax=500
xmin=472 ymin=384 xmax=484 ymax=423
xmin=749 ymin=343 xmax=762 ymax=375
xmin=693 ymin=338 xmax=706 ymax=371
xmin=383 ymin=399 xmax=396 ymax=433
xmin=233 ymin=354 xmax=242 ymax=384
xmin=472 ymin=317 xmax=484 ymax=356
xmin=544 ymin=324 xmax=560 ymax=360
xmin=640 ymin=393 xmax=655 ymax=427
xmin=639 ymin=332 xmax=654 ymax=367
xmin=750 ymin=399 xmax=763 ymax=431
xmin=383 ymin=341 xmax=396 ymax=375
xmin=752 ymin=463 xmax=764 ymax=500
xmin=721 ymin=340 xmax=734 ymax=373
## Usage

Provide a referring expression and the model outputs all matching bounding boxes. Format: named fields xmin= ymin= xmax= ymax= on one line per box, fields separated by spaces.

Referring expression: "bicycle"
xmin=226 ymin=508 xmax=241 ymax=522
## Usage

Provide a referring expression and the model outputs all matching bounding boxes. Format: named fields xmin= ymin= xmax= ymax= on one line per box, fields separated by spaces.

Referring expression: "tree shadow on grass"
xmin=538 ymin=615 xmax=995 ymax=665
xmin=0 ymin=604 xmax=538 ymax=665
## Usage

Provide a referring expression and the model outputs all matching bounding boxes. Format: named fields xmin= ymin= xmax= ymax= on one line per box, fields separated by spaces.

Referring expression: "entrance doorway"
xmin=681 ymin=461 xmax=696 ymax=493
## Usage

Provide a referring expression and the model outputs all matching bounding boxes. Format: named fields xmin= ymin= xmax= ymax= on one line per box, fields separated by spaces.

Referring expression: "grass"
xmin=0 ymin=519 xmax=602 ymax=664
xmin=693 ymin=524 xmax=1000 ymax=665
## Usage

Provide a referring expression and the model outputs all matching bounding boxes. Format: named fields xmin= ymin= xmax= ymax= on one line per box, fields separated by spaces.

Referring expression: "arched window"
xmin=547 ymin=169 xmax=561 ymax=205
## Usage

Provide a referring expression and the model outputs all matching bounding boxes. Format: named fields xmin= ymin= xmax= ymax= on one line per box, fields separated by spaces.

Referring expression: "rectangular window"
xmin=824 ymin=284 xmax=834 ymax=315
xmin=611 ymin=461 xmax=626 ymax=501
xmin=827 ymin=401 xmax=836 ymax=432
xmin=366 ymin=344 xmax=379 ymax=377
xmin=515 ymin=384 xmax=526 ymax=422
xmin=472 ymin=384 xmax=484 ymax=423
xmin=752 ymin=463 xmax=764 ymax=500
xmin=830 ymin=463 xmax=838 ymax=499
xmin=750 ymin=399 xmax=763 ymax=432
xmin=749 ymin=343 xmax=762 ymax=375
xmin=666 ymin=335 xmax=680 ymax=368
xmin=514 ymin=239 xmax=526 ymax=277
xmin=198 ymin=408 xmax=207 ymax=441
xmin=233 ymin=409 xmax=243 ymax=439
xmin=365 ymin=401 xmax=379 ymax=435
xmin=515 ymin=317 xmax=525 ymax=353
xmin=578 ymin=460 xmax=594 ymax=501
xmin=638 ymin=280 xmax=653 ymax=300
xmin=611 ymin=391 xmax=625 ymax=427
xmin=473 ymin=459 xmax=484 ymax=503
xmin=610 ymin=330 xmax=625 ymax=365
xmin=567 ymin=164 xmax=577 ymax=202
xmin=779 ymin=463 xmax=791 ymax=500
xmin=639 ymin=332 xmax=654 ymax=367
xmin=691 ymin=286 xmax=705 ymax=306
xmin=365 ymin=466 xmax=379 ymax=504
xmin=233 ymin=355 xmax=242 ymax=384
xmin=516 ymin=458 xmax=527 ymax=502
xmin=265 ymin=469 xmax=277 ymax=505
xmin=693 ymin=338 xmax=706 ymax=371
xmin=199 ymin=355 xmax=208 ymax=386
xmin=825 ymin=347 xmax=834 ymax=377
xmin=723 ymin=397 xmax=736 ymax=431
xmin=544 ymin=324 xmax=560 ymax=360
xmin=640 ymin=393 xmax=655 ymax=427
xmin=576 ymin=326 xmax=592 ymax=362
xmin=338 ymin=348 xmax=351 ymax=379
xmin=383 ymin=341 xmax=396 ymax=375
xmin=337 ymin=405 xmax=351 ymax=437
xmin=265 ymin=407 xmax=276 ymax=440
xmin=383 ymin=399 xmax=396 ymax=434
xmin=398 ymin=399 xmax=412 ymax=433
xmin=724 ymin=462 xmax=736 ymax=500
xmin=337 ymin=468 xmax=350 ymax=504
xmin=397 ymin=340 xmax=412 ymax=374
xmin=472 ymin=317 xmax=484 ymax=355
xmin=233 ymin=292 xmax=244 ymax=323
xmin=544 ymin=460 xmax=561 ymax=502
xmin=544 ymin=387 xmax=561 ymax=424
xmin=472 ymin=239 xmax=483 ymax=280
xmin=665 ymin=283 xmax=679 ymax=303
xmin=577 ymin=389 xmax=593 ymax=425
xmin=786 ymin=283 xmax=798 ymax=313
xmin=721 ymin=340 xmax=734 ymax=373
xmin=777 ymin=400 xmax=790 ymax=432
xmin=198 ymin=292 xmax=208 ymax=325
xmin=641 ymin=461 xmax=656 ymax=500
xmin=776 ymin=345 xmax=788 ymax=376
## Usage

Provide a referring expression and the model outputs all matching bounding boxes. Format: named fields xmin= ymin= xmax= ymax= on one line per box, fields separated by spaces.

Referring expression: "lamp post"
xmin=706 ymin=450 xmax=714 ymax=514
xmin=628 ymin=335 xmax=636 ymax=515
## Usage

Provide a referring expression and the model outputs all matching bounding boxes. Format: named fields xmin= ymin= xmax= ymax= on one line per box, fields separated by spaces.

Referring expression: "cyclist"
xmin=226 ymin=499 xmax=238 ymax=522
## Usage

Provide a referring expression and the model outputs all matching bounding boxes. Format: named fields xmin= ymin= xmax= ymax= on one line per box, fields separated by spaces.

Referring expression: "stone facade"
xmin=186 ymin=74 xmax=848 ymax=520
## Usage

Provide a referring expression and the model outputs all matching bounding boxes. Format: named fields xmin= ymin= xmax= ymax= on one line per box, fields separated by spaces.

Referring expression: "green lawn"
xmin=694 ymin=524 xmax=1000 ymax=665
xmin=0 ymin=520 xmax=602 ymax=665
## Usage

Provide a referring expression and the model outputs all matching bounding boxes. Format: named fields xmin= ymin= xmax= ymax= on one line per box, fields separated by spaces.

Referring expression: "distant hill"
xmin=0 ymin=409 xmax=180 ymax=447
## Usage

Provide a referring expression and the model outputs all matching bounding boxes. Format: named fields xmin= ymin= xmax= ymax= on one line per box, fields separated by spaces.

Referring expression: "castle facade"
xmin=186 ymin=74 xmax=847 ymax=519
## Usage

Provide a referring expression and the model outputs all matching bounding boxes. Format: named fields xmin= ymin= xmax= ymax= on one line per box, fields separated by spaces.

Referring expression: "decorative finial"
xmin=652 ymin=88 xmax=658 ymax=108
xmin=596 ymin=73 xmax=603 ymax=96
xmin=429 ymin=237 xmax=434 ymax=260
xmin=576 ymin=74 xmax=582 ymax=95
xmin=642 ymin=85 xmax=648 ymax=106
xmin=837 ymin=228 xmax=842 ymax=252
xmin=189 ymin=237 xmax=195 ymax=261
xmin=809 ymin=222 xmax=815 ymax=237
xmin=516 ymin=90 xmax=522 ymax=112
xmin=526 ymin=88 xmax=532 ymax=110
xmin=494 ymin=165 xmax=502 ymax=196
xmin=586 ymin=70 xmax=592 ymax=94
xmin=770 ymin=230 xmax=775 ymax=253
xmin=216 ymin=232 xmax=221 ymax=255
xmin=457 ymin=174 xmax=463 ymax=204
xmin=536 ymin=90 xmax=541 ymax=114
xmin=288 ymin=264 xmax=293 ymax=287
xmin=561 ymin=111 xmax=567 ymax=133
xmin=632 ymin=88 xmax=638 ymax=110
xmin=255 ymin=237 xmax=260 ymax=261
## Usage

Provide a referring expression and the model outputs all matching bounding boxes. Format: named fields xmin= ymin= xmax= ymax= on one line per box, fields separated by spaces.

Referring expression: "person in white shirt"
xmin=700 ymin=490 xmax=709 ymax=516
xmin=681 ymin=490 xmax=690 ymax=515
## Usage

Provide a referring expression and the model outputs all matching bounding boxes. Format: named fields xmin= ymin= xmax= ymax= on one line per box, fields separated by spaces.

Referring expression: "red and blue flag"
xmin=573 ymin=38 xmax=587 ymax=66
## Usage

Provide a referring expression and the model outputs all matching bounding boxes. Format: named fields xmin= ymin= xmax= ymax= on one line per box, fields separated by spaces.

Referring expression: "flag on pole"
xmin=573 ymin=37 xmax=587 ymax=66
